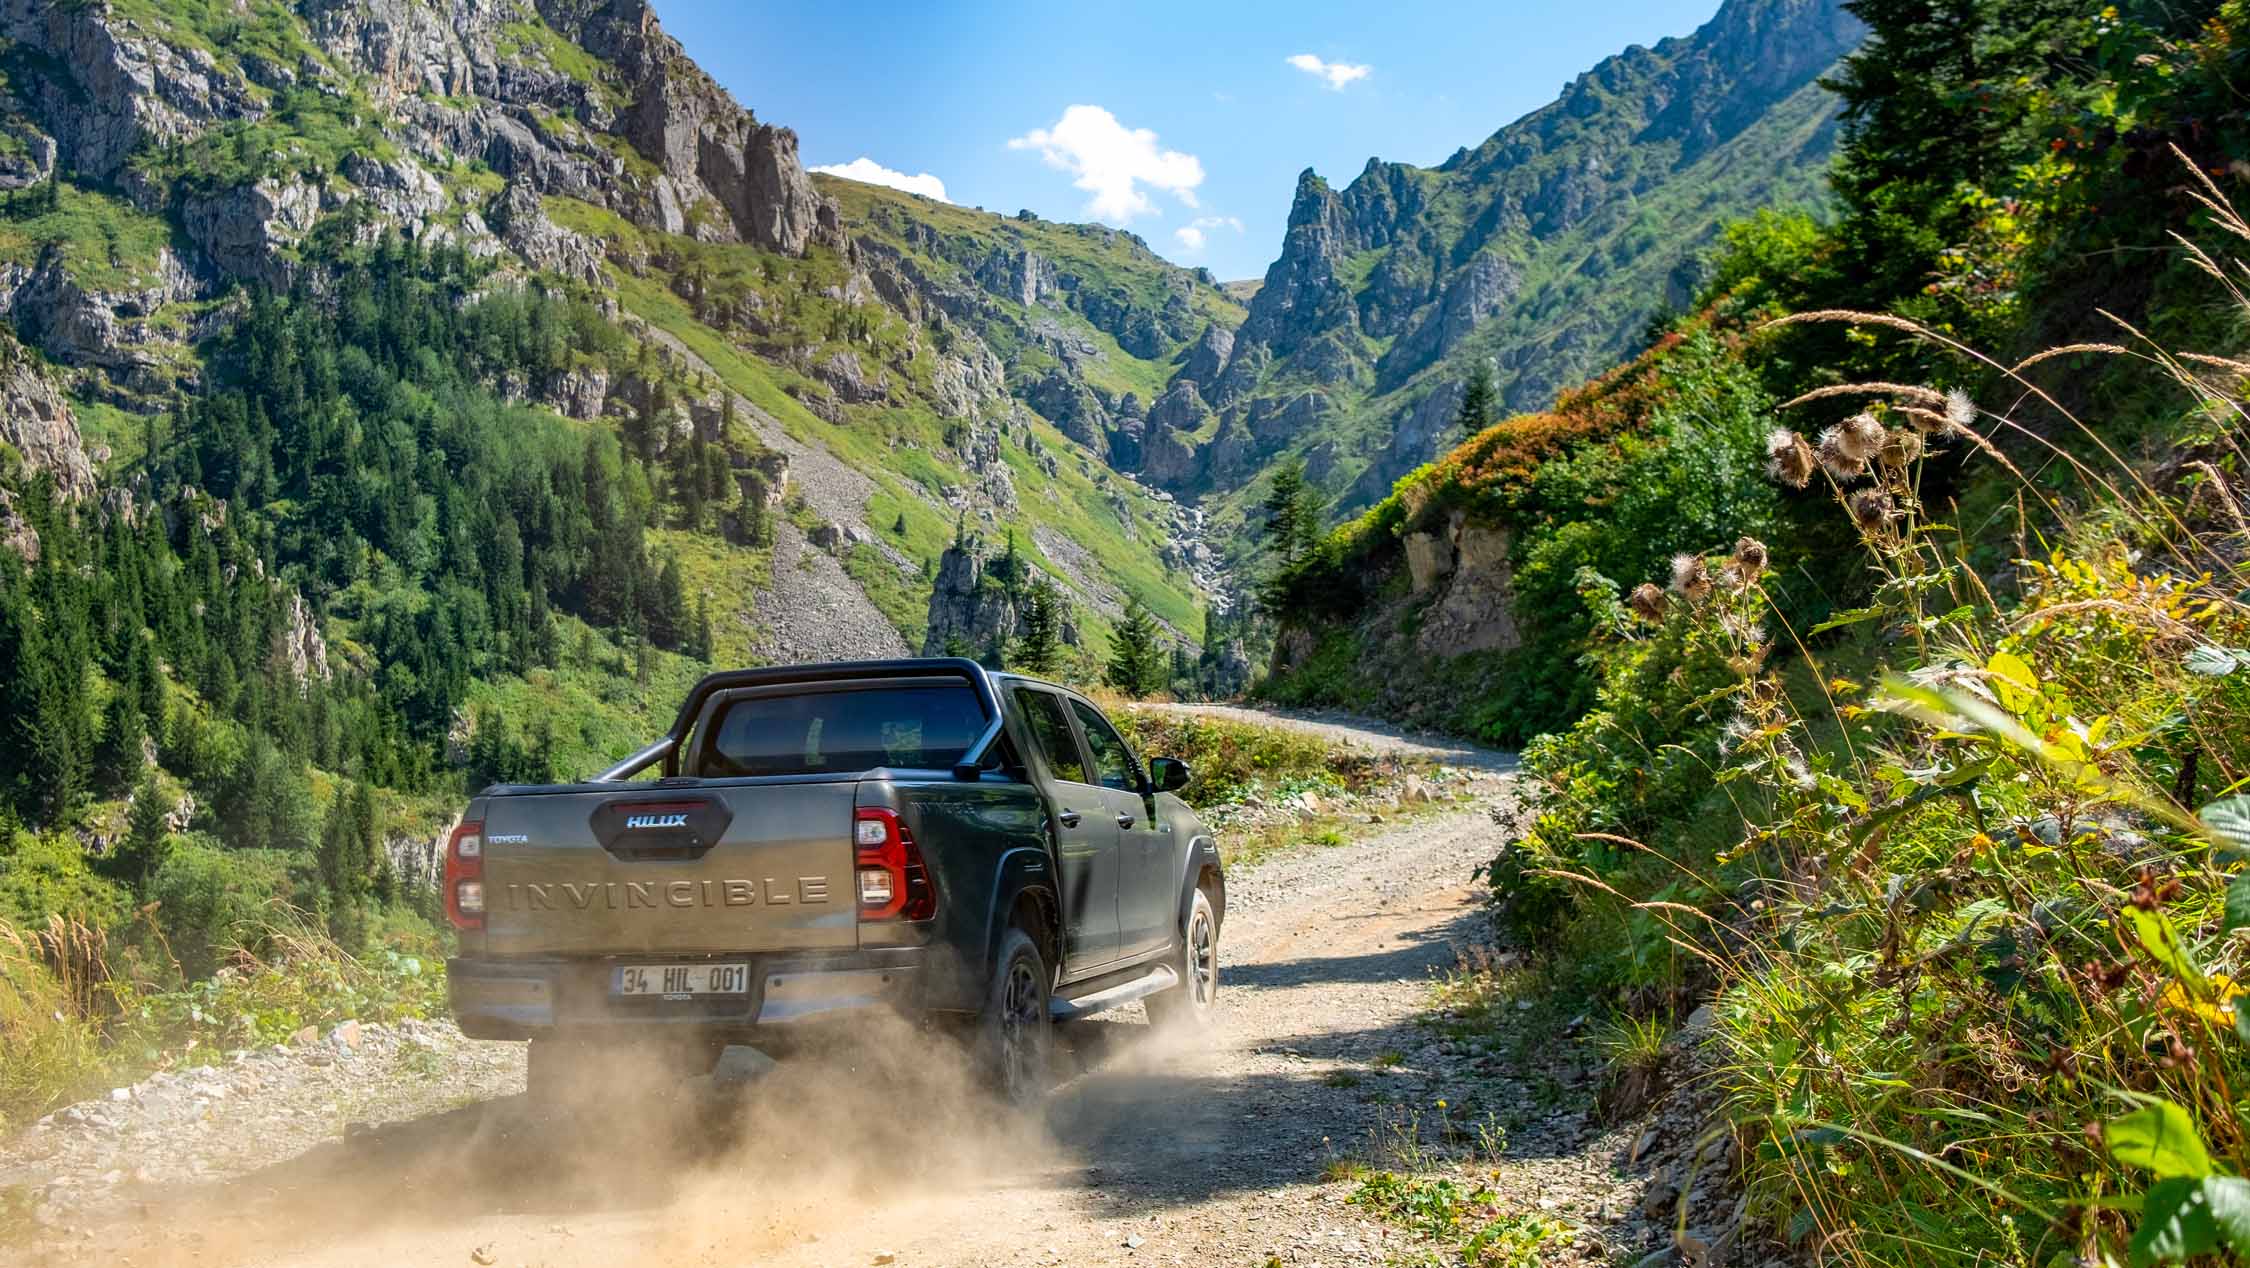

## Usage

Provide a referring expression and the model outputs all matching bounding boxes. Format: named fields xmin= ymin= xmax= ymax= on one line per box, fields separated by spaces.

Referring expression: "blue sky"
xmin=652 ymin=0 xmax=1725 ymax=282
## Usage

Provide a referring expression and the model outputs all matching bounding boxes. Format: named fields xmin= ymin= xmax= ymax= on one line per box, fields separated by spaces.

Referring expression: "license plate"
xmin=614 ymin=963 xmax=751 ymax=998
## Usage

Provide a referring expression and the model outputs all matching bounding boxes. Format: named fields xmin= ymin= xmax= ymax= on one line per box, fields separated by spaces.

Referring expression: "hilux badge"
xmin=624 ymin=812 xmax=690 ymax=830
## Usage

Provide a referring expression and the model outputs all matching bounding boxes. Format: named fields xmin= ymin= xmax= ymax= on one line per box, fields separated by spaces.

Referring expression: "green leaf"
xmin=1987 ymin=650 xmax=2039 ymax=711
xmin=2108 ymin=1102 xmax=2214 ymax=1179
xmin=2126 ymin=908 xmax=2203 ymax=982
xmin=2132 ymin=1177 xmax=2220 ymax=1265
xmin=1807 ymin=605 xmax=1881 ymax=636
xmin=2129 ymin=1176 xmax=2250 ymax=1265
xmin=2202 ymin=795 xmax=2250 ymax=857
xmin=2204 ymin=1176 xmax=2250 ymax=1253
xmin=2186 ymin=645 xmax=2250 ymax=677
xmin=2227 ymin=873 xmax=2250 ymax=932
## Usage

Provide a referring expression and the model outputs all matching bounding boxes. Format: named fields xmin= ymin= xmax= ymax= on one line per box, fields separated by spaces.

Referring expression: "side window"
xmin=1017 ymin=690 xmax=1088 ymax=785
xmin=1070 ymin=700 xmax=1142 ymax=793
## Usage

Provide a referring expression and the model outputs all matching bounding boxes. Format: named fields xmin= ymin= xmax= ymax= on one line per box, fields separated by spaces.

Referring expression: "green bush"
xmin=143 ymin=839 xmax=299 ymax=980
xmin=1109 ymin=705 xmax=1366 ymax=807
xmin=0 ymin=830 xmax=129 ymax=932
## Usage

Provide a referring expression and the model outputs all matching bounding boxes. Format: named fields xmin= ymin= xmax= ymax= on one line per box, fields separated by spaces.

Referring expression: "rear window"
xmin=697 ymin=683 xmax=987 ymax=777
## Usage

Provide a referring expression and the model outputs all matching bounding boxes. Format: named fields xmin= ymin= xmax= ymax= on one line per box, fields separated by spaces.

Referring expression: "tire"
xmin=976 ymin=928 xmax=1053 ymax=1105
xmin=1145 ymin=888 xmax=1219 ymax=1033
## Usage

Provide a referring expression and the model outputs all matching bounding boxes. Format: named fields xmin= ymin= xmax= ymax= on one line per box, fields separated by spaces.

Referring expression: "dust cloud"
xmin=47 ymin=1009 xmax=1216 ymax=1268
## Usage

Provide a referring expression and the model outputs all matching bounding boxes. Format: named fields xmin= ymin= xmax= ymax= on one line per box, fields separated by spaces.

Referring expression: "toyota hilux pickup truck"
xmin=444 ymin=658 xmax=1223 ymax=1102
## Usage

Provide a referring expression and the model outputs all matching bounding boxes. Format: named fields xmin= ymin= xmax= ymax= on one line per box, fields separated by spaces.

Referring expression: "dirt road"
xmin=23 ymin=718 xmax=1524 ymax=1268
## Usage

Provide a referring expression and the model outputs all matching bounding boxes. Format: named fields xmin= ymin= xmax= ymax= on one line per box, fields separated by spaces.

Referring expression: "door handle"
xmin=1116 ymin=812 xmax=1136 ymax=829
xmin=1057 ymin=808 xmax=1082 ymax=829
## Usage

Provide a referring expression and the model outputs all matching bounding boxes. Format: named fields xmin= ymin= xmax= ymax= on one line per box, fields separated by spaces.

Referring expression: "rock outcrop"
xmin=1211 ymin=0 xmax=1862 ymax=515
xmin=0 ymin=340 xmax=96 ymax=500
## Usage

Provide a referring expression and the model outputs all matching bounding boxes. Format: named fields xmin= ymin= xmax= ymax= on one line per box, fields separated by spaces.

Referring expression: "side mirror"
xmin=1148 ymin=757 xmax=1190 ymax=794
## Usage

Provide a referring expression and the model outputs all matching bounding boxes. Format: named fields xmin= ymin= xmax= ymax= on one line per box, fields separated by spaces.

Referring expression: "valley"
xmin=6 ymin=0 xmax=2250 ymax=1263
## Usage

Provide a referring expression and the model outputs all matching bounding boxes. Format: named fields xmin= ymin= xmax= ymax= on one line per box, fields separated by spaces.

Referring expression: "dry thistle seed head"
xmin=1945 ymin=387 xmax=1977 ymax=432
xmin=1837 ymin=412 xmax=1885 ymax=461
xmin=1901 ymin=405 xmax=1950 ymax=435
xmin=1815 ymin=426 xmax=1869 ymax=480
xmin=1877 ymin=429 xmax=1924 ymax=474
xmin=1730 ymin=536 xmax=1768 ymax=585
xmin=1848 ymin=487 xmax=1896 ymax=533
xmin=1669 ymin=552 xmax=1712 ymax=601
xmin=1765 ymin=428 xmax=1816 ymax=488
xmin=1628 ymin=582 xmax=1668 ymax=623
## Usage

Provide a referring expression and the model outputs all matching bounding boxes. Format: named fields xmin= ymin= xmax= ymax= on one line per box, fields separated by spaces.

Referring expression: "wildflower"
xmin=1668 ymin=553 xmax=1712 ymax=602
xmin=1877 ymin=429 xmax=1923 ymax=475
xmin=1764 ymin=428 xmax=1816 ymax=488
xmin=1717 ymin=715 xmax=1754 ymax=754
xmin=1945 ymin=387 xmax=1977 ymax=431
xmin=1628 ymin=582 xmax=1668 ymax=623
xmin=2162 ymin=974 xmax=2243 ymax=1025
xmin=1815 ymin=426 xmax=1868 ymax=480
xmin=1728 ymin=536 xmax=1768 ymax=587
xmin=1848 ymin=487 xmax=1895 ymax=533
xmin=1837 ymin=411 xmax=1885 ymax=461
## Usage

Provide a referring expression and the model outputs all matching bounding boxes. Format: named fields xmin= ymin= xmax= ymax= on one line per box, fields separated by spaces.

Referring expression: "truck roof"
xmin=665 ymin=658 xmax=1010 ymax=743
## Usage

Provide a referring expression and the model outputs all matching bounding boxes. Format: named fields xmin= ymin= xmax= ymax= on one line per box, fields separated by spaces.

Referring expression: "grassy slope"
xmin=558 ymin=181 xmax=1225 ymax=648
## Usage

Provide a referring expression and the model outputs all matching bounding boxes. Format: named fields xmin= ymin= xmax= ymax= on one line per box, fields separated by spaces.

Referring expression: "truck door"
xmin=1068 ymin=698 xmax=1173 ymax=961
xmin=1013 ymin=685 xmax=1121 ymax=973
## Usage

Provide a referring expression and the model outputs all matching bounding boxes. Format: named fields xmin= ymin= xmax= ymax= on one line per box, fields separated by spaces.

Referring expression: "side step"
xmin=1049 ymin=964 xmax=1179 ymax=1022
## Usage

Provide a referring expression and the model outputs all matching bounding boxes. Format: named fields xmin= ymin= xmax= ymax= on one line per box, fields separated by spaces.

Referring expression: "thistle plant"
xmin=1507 ymin=152 xmax=2250 ymax=1265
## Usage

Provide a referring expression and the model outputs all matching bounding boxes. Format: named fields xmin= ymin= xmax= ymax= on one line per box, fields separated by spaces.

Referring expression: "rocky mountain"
xmin=1144 ymin=0 xmax=1862 ymax=541
xmin=0 ymin=0 xmax=1863 ymax=708
xmin=0 ymin=0 xmax=1226 ymax=683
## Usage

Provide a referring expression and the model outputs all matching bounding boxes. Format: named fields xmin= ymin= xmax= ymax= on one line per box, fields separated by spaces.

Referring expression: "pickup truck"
xmin=444 ymin=658 xmax=1224 ymax=1102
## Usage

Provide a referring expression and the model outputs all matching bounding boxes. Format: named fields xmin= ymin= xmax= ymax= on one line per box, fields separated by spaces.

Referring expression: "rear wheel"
xmin=977 ymin=928 xmax=1053 ymax=1105
xmin=1145 ymin=888 xmax=1218 ymax=1033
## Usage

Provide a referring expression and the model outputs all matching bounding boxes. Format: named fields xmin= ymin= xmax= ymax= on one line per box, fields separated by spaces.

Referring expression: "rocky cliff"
xmin=1178 ymin=0 xmax=1861 ymax=541
xmin=0 ymin=0 xmax=1221 ymax=667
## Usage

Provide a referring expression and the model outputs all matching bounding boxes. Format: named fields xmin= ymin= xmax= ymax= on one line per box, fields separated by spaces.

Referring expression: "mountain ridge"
xmin=1148 ymin=0 xmax=1864 ymax=542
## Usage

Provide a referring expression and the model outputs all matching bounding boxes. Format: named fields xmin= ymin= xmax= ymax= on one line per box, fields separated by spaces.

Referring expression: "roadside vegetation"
xmin=1262 ymin=2 xmax=2250 ymax=1261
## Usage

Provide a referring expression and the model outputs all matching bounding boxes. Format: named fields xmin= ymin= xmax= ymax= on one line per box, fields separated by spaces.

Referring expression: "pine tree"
xmin=1105 ymin=600 xmax=1165 ymax=697
xmin=1455 ymin=359 xmax=1498 ymax=437
xmin=691 ymin=593 xmax=715 ymax=662
xmin=118 ymin=769 xmax=172 ymax=886
xmin=1260 ymin=460 xmax=1322 ymax=567
xmin=1012 ymin=578 xmax=1065 ymax=676
xmin=97 ymin=691 xmax=146 ymax=792
xmin=1257 ymin=461 xmax=1326 ymax=616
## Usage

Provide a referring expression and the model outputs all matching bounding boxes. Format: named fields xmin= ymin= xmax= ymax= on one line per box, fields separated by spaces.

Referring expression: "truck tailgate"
xmin=478 ymin=780 xmax=860 ymax=956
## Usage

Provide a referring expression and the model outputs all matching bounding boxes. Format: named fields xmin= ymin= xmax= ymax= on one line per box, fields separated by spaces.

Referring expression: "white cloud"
xmin=1007 ymin=105 xmax=1204 ymax=223
xmin=1286 ymin=53 xmax=1371 ymax=90
xmin=809 ymin=157 xmax=950 ymax=203
xmin=1172 ymin=215 xmax=1244 ymax=252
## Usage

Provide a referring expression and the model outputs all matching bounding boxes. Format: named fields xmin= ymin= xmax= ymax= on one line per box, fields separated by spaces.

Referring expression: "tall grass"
xmin=0 ymin=903 xmax=445 ymax=1133
xmin=1505 ymin=154 xmax=2250 ymax=1264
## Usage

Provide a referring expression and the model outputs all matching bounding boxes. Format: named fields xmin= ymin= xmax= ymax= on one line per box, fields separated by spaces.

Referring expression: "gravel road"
xmin=10 ymin=713 xmax=1546 ymax=1268
xmin=1136 ymin=703 xmax=1519 ymax=775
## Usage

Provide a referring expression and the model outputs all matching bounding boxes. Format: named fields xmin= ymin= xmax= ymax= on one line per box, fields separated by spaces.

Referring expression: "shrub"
xmin=1494 ymin=166 xmax=2250 ymax=1263
xmin=143 ymin=839 xmax=299 ymax=980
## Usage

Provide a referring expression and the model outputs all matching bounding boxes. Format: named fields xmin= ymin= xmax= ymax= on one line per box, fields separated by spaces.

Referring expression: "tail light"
xmin=445 ymin=820 xmax=485 ymax=931
xmin=854 ymin=807 xmax=935 ymax=921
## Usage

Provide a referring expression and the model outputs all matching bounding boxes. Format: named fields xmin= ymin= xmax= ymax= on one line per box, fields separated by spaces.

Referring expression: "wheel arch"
xmin=983 ymin=846 xmax=1061 ymax=981
xmin=1179 ymin=834 xmax=1225 ymax=937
